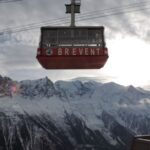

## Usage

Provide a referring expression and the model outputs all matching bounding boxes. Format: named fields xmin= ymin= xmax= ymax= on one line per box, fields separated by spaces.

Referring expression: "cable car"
xmin=36 ymin=0 xmax=108 ymax=69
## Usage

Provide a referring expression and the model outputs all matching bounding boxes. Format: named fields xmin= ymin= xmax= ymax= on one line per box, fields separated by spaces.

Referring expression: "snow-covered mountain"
xmin=0 ymin=75 xmax=150 ymax=150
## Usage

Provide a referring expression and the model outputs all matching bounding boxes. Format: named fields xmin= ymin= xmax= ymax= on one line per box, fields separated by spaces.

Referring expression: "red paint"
xmin=37 ymin=47 xmax=108 ymax=69
xmin=37 ymin=47 xmax=108 ymax=56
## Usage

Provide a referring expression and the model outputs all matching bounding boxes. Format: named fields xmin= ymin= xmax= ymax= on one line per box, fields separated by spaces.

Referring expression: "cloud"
xmin=0 ymin=44 xmax=37 ymax=69
xmin=0 ymin=0 xmax=150 ymax=85
xmin=0 ymin=0 xmax=149 ymax=43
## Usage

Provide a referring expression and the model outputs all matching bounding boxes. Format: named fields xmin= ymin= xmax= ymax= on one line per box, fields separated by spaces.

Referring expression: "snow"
xmin=0 ymin=76 xmax=150 ymax=145
xmin=102 ymin=128 xmax=118 ymax=145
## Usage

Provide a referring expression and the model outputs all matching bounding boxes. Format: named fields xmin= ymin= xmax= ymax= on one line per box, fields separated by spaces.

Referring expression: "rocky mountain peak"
xmin=20 ymin=77 xmax=57 ymax=98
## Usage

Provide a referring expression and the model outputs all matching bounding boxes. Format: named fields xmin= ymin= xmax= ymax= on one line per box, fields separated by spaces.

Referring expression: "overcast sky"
xmin=0 ymin=0 xmax=150 ymax=86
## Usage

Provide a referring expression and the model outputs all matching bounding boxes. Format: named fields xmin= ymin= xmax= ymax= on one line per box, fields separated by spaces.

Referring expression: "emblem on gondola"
xmin=46 ymin=48 xmax=53 ymax=56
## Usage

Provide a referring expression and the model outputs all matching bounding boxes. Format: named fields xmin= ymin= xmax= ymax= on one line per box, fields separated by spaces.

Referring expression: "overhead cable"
xmin=0 ymin=1 xmax=149 ymax=34
xmin=0 ymin=0 xmax=21 ymax=3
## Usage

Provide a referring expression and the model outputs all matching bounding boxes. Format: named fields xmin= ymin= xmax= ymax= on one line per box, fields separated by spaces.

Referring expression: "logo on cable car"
xmin=46 ymin=48 xmax=53 ymax=55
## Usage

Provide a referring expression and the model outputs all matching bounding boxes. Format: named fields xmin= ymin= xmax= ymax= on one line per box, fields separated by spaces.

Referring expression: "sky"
xmin=0 ymin=0 xmax=150 ymax=87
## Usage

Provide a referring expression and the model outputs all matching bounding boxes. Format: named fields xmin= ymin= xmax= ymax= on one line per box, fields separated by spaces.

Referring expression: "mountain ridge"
xmin=0 ymin=75 xmax=150 ymax=150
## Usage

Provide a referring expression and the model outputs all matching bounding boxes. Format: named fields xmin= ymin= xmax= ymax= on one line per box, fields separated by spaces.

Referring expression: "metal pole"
xmin=71 ymin=0 xmax=75 ymax=27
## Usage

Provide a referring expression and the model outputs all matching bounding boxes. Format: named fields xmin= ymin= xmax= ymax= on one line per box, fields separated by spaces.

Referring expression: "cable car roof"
xmin=41 ymin=26 xmax=104 ymax=30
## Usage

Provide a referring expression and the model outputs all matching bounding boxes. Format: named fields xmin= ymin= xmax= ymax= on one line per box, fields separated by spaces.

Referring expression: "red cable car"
xmin=36 ymin=0 xmax=108 ymax=69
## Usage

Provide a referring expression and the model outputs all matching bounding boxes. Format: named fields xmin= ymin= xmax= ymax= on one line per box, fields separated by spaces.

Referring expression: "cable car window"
xmin=88 ymin=29 xmax=104 ymax=47
xmin=74 ymin=29 xmax=87 ymax=44
xmin=42 ymin=29 xmax=57 ymax=48
xmin=58 ymin=29 xmax=71 ymax=44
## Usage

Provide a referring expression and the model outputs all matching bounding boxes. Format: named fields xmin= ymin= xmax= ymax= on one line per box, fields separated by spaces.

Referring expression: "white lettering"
xmin=65 ymin=48 xmax=69 ymax=55
xmin=72 ymin=48 xmax=76 ymax=55
xmin=79 ymin=48 xmax=83 ymax=55
xmin=58 ymin=48 xmax=62 ymax=55
xmin=56 ymin=47 xmax=103 ymax=56
xmin=90 ymin=49 xmax=95 ymax=55
xmin=85 ymin=48 xmax=88 ymax=55
xmin=96 ymin=48 xmax=100 ymax=55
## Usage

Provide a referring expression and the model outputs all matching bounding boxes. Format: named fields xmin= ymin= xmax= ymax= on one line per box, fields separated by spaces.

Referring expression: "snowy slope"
xmin=0 ymin=76 xmax=150 ymax=150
